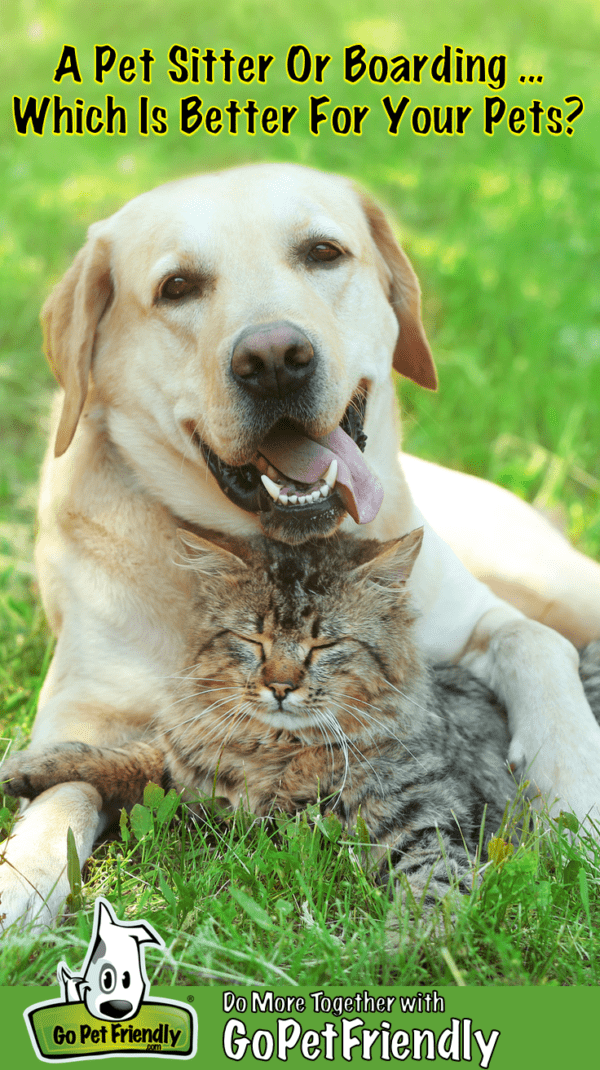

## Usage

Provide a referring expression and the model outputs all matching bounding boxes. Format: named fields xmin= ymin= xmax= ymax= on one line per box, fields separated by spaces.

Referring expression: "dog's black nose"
xmin=99 ymin=1000 xmax=134 ymax=1019
xmin=231 ymin=322 xmax=315 ymax=399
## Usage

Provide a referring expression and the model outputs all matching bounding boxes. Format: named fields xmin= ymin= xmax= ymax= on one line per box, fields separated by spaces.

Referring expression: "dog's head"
xmin=42 ymin=163 xmax=436 ymax=543
xmin=61 ymin=898 xmax=162 ymax=1021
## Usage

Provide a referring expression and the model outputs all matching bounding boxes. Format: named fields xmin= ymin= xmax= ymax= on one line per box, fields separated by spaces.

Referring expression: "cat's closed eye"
xmin=303 ymin=639 xmax=346 ymax=666
xmin=230 ymin=633 xmax=266 ymax=660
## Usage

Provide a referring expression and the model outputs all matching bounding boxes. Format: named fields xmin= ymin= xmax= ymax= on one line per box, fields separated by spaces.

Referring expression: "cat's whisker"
xmin=308 ymin=707 xmax=339 ymax=788
xmin=170 ymin=694 xmax=244 ymax=734
xmin=144 ymin=695 xmax=202 ymax=730
xmin=161 ymin=659 xmax=236 ymax=685
xmin=326 ymin=692 xmax=376 ymax=723
xmin=327 ymin=689 xmax=391 ymax=717
xmin=182 ymin=689 xmax=242 ymax=709
xmin=215 ymin=701 xmax=257 ymax=751
xmin=324 ymin=695 xmax=405 ymax=762
xmin=326 ymin=703 xmax=386 ymax=794
xmin=182 ymin=693 xmax=241 ymax=718
xmin=187 ymin=706 xmax=239 ymax=744
xmin=190 ymin=698 xmax=252 ymax=743
xmin=329 ymin=703 xmax=384 ymax=755
xmin=326 ymin=690 xmax=418 ymax=750
xmin=331 ymin=699 xmax=429 ymax=772
xmin=151 ymin=688 xmax=242 ymax=726
xmin=146 ymin=701 xmax=237 ymax=744
xmin=327 ymin=695 xmax=390 ymax=738
xmin=171 ymin=689 xmax=242 ymax=715
xmin=172 ymin=677 xmax=240 ymax=696
xmin=329 ymin=678 xmax=433 ymax=769
xmin=308 ymin=704 xmax=351 ymax=794
xmin=316 ymin=710 xmax=340 ymax=796
xmin=326 ymin=693 xmax=427 ymax=791
xmin=382 ymin=678 xmax=435 ymax=717
xmin=325 ymin=693 xmax=386 ymax=743
xmin=162 ymin=664 xmax=220 ymax=682
xmin=170 ymin=700 xmax=254 ymax=762
xmin=322 ymin=707 xmax=351 ymax=801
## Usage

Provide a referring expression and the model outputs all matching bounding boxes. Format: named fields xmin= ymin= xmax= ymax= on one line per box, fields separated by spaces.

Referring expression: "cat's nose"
xmin=268 ymin=681 xmax=295 ymax=701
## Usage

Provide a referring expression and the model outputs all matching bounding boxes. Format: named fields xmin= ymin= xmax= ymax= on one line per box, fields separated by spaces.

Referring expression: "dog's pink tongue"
xmin=260 ymin=425 xmax=384 ymax=524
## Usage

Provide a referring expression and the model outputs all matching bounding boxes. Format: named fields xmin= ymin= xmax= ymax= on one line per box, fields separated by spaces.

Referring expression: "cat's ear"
xmin=177 ymin=528 xmax=251 ymax=578
xmin=350 ymin=527 xmax=424 ymax=588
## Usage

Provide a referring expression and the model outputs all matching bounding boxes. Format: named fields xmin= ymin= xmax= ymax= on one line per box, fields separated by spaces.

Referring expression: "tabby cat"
xmin=4 ymin=528 xmax=600 ymax=904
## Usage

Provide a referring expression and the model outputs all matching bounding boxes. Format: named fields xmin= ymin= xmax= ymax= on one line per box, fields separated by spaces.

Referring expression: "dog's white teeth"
xmin=261 ymin=482 xmax=325 ymax=508
xmin=261 ymin=474 xmax=281 ymax=502
xmin=324 ymin=459 xmax=338 ymax=489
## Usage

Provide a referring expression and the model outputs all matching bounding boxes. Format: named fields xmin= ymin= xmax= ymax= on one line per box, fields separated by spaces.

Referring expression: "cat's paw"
xmin=1 ymin=751 xmax=58 ymax=800
xmin=384 ymin=883 xmax=466 ymax=947
xmin=380 ymin=862 xmax=479 ymax=948
xmin=382 ymin=846 xmax=480 ymax=901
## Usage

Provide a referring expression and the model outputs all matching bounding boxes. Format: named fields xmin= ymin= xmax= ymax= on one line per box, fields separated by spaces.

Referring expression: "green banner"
xmin=3 ymin=985 xmax=598 ymax=1067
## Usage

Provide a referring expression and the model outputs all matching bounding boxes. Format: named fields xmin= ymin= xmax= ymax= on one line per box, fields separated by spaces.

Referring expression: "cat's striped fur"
xmin=4 ymin=529 xmax=600 ymax=904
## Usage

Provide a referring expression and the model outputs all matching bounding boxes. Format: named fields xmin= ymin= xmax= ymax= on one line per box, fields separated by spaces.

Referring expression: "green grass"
xmin=1 ymin=0 xmax=599 ymax=985
xmin=1 ymin=785 xmax=600 ymax=987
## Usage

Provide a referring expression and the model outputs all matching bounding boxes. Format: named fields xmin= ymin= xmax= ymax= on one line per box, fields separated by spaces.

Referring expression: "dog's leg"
xmin=0 ymin=781 xmax=102 ymax=932
xmin=402 ymin=453 xmax=600 ymax=646
xmin=461 ymin=605 xmax=600 ymax=825
xmin=405 ymin=517 xmax=600 ymax=827
xmin=0 ymin=586 xmax=178 ymax=931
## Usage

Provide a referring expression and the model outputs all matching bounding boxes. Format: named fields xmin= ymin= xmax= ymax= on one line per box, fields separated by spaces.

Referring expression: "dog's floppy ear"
xmin=41 ymin=228 xmax=113 ymax=457
xmin=357 ymin=190 xmax=437 ymax=391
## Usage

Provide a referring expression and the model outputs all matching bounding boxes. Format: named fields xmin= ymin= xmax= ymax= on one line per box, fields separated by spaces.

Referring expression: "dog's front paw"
xmin=508 ymin=721 xmax=600 ymax=829
xmin=506 ymin=735 xmax=527 ymax=778
xmin=0 ymin=848 xmax=68 ymax=932
xmin=0 ymin=782 xmax=102 ymax=933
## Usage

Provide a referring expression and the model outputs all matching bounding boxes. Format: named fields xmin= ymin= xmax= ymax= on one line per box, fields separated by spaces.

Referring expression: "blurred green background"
xmin=1 ymin=0 xmax=599 ymax=602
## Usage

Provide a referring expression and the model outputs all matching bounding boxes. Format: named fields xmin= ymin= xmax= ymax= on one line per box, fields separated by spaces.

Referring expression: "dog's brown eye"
xmin=307 ymin=242 xmax=343 ymax=264
xmin=160 ymin=276 xmax=193 ymax=300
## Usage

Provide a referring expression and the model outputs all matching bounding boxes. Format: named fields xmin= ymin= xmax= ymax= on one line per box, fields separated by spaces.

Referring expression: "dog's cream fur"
xmin=2 ymin=162 xmax=600 ymax=930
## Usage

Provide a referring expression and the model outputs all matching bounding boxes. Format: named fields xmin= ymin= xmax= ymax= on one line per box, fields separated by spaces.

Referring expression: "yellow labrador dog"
xmin=2 ymin=163 xmax=600 ymax=930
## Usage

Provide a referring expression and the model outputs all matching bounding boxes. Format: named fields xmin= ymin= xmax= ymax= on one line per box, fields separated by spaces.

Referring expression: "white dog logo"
xmin=57 ymin=897 xmax=163 ymax=1022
